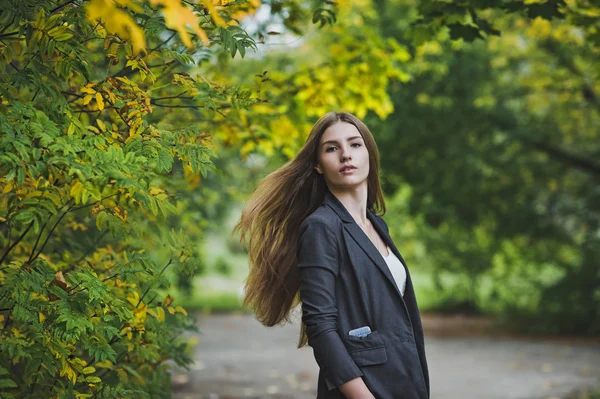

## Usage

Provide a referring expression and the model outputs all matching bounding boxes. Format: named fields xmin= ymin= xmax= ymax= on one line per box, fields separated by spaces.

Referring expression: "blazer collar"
xmin=323 ymin=190 xmax=412 ymax=301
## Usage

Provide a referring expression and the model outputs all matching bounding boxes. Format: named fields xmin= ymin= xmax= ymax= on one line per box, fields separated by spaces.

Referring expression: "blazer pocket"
xmin=343 ymin=330 xmax=388 ymax=367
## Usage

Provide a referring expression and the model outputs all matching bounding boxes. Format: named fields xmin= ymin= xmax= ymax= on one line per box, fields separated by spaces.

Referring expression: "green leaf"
xmin=447 ymin=23 xmax=483 ymax=41
xmin=5 ymin=168 xmax=15 ymax=183
xmin=0 ymin=379 xmax=18 ymax=389
xmin=16 ymin=166 xmax=25 ymax=185
xmin=157 ymin=149 xmax=173 ymax=173
xmin=85 ymin=341 xmax=117 ymax=364
xmin=526 ymin=2 xmax=562 ymax=19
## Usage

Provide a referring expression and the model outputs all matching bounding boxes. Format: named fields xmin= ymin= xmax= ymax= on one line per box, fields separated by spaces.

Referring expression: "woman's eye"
xmin=326 ymin=143 xmax=361 ymax=152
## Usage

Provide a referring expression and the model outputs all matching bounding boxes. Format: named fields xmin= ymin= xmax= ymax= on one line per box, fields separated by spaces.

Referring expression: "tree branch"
xmin=71 ymin=193 xmax=119 ymax=211
xmin=135 ymin=258 xmax=173 ymax=309
xmin=489 ymin=111 xmax=600 ymax=178
xmin=0 ymin=221 xmax=34 ymax=266
xmin=28 ymin=218 xmax=50 ymax=263
xmin=148 ymin=32 xmax=177 ymax=52
xmin=50 ymin=0 xmax=79 ymax=14
xmin=150 ymin=91 xmax=192 ymax=101
xmin=0 ymin=31 xmax=19 ymax=39
xmin=29 ymin=200 xmax=75 ymax=263
xmin=149 ymin=102 xmax=233 ymax=110
xmin=526 ymin=140 xmax=600 ymax=177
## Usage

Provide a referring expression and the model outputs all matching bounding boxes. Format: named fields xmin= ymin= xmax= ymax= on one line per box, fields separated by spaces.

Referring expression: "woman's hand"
xmin=339 ymin=377 xmax=376 ymax=399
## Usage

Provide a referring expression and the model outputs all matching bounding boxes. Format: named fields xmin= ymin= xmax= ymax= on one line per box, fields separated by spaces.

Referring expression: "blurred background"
xmin=168 ymin=1 xmax=600 ymax=398
xmin=0 ymin=0 xmax=599 ymax=398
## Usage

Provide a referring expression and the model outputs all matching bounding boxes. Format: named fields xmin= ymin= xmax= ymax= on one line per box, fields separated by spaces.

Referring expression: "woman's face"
xmin=315 ymin=121 xmax=370 ymax=190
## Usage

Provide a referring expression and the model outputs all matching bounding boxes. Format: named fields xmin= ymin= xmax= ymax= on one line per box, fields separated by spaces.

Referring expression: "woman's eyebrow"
xmin=321 ymin=136 xmax=362 ymax=147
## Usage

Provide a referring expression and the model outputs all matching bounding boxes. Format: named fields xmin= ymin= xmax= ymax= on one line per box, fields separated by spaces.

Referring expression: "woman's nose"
xmin=341 ymin=146 xmax=351 ymax=161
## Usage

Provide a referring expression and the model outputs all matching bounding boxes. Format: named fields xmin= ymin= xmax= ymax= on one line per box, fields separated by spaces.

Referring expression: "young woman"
xmin=233 ymin=111 xmax=430 ymax=399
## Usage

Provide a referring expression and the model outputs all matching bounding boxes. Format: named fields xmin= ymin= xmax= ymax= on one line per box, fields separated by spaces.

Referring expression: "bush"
xmin=0 ymin=1 xmax=257 ymax=397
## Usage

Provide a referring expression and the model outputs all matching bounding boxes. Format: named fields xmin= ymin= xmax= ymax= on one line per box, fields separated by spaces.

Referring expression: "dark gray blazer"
xmin=296 ymin=190 xmax=430 ymax=399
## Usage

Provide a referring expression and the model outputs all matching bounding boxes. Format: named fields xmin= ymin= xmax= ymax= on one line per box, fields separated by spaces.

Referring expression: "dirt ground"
xmin=171 ymin=310 xmax=600 ymax=399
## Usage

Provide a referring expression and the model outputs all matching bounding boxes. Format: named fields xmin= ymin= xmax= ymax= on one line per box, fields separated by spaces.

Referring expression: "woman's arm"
xmin=296 ymin=218 xmax=373 ymax=396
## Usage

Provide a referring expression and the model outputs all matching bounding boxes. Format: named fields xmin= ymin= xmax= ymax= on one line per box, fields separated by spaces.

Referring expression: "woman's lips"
xmin=340 ymin=167 xmax=356 ymax=174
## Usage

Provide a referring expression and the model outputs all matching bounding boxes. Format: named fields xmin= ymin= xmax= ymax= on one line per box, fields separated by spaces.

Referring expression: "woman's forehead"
xmin=321 ymin=122 xmax=361 ymax=143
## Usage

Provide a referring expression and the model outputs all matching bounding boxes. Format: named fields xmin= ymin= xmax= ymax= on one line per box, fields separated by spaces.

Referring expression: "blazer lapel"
xmin=323 ymin=190 xmax=406 ymax=301
xmin=368 ymin=211 xmax=409 ymax=269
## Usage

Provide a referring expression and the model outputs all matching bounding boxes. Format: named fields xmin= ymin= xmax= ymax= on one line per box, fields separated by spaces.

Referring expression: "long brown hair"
xmin=232 ymin=111 xmax=386 ymax=348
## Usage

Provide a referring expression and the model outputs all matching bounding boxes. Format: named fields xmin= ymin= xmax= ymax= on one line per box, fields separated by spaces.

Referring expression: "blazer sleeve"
xmin=296 ymin=218 xmax=364 ymax=391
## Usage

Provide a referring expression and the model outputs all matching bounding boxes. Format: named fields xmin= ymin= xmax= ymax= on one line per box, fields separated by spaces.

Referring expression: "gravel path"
xmin=172 ymin=310 xmax=600 ymax=399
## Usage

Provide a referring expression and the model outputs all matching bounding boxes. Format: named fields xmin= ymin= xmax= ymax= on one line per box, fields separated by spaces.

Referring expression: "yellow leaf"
xmin=102 ymin=86 xmax=117 ymax=103
xmin=175 ymin=306 xmax=188 ymax=316
xmin=69 ymin=357 xmax=87 ymax=368
xmin=39 ymin=312 xmax=46 ymax=323
xmin=25 ymin=190 xmax=43 ymax=199
xmin=67 ymin=122 xmax=76 ymax=136
xmin=120 ymin=325 xmax=132 ymax=339
xmin=95 ymin=360 xmax=113 ymax=369
xmin=82 ymin=366 xmax=96 ymax=374
xmin=149 ymin=187 xmax=164 ymax=195
xmin=128 ymin=109 xmax=142 ymax=118
xmin=115 ymin=76 xmax=133 ymax=85
xmin=126 ymin=291 xmax=140 ymax=307
xmin=85 ymin=0 xmax=146 ymax=54
xmin=164 ymin=294 xmax=174 ymax=307
xmin=96 ymin=119 xmax=107 ymax=132
xmin=81 ymin=86 xmax=96 ymax=94
xmin=60 ymin=359 xmax=78 ymax=384
xmin=95 ymin=92 xmax=105 ymax=110
xmin=12 ymin=328 xmax=25 ymax=338
xmin=156 ymin=306 xmax=165 ymax=322
xmin=82 ymin=95 xmax=93 ymax=105
xmin=133 ymin=303 xmax=147 ymax=328
xmin=127 ymin=117 xmax=143 ymax=138
xmin=202 ymin=0 xmax=226 ymax=27
xmin=151 ymin=0 xmax=210 ymax=47
xmin=70 ymin=180 xmax=85 ymax=204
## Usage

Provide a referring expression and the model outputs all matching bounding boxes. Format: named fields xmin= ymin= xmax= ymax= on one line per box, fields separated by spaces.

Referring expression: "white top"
xmin=382 ymin=245 xmax=407 ymax=296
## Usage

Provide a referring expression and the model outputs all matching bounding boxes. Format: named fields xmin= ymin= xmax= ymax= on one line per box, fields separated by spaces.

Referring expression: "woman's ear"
xmin=314 ymin=164 xmax=322 ymax=174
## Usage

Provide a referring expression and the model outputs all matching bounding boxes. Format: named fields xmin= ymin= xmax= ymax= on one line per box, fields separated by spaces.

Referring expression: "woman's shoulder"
xmin=296 ymin=206 xmax=342 ymax=257
xmin=301 ymin=204 xmax=341 ymax=229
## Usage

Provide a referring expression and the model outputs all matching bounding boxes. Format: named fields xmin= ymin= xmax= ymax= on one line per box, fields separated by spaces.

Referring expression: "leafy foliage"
xmin=0 ymin=0 xmax=332 ymax=397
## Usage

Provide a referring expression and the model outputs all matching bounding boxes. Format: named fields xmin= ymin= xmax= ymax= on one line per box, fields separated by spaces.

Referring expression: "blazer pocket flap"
xmin=343 ymin=330 xmax=384 ymax=352
xmin=349 ymin=346 xmax=388 ymax=367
